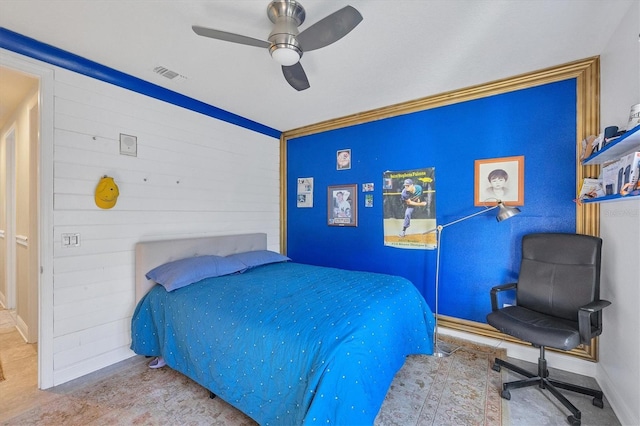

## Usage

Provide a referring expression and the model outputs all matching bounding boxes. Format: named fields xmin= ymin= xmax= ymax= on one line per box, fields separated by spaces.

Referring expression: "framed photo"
xmin=336 ymin=149 xmax=351 ymax=170
xmin=328 ymin=184 xmax=357 ymax=226
xmin=474 ymin=155 xmax=524 ymax=206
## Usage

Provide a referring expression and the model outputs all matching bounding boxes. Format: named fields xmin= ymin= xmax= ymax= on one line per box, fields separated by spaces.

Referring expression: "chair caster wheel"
xmin=500 ymin=390 xmax=511 ymax=400
xmin=209 ymin=391 xmax=216 ymax=399
xmin=492 ymin=363 xmax=501 ymax=372
xmin=593 ymin=398 xmax=603 ymax=408
xmin=567 ymin=415 xmax=581 ymax=425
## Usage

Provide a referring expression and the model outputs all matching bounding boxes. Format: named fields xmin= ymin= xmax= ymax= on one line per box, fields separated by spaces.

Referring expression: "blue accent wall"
xmin=286 ymin=79 xmax=577 ymax=324
xmin=0 ymin=27 xmax=281 ymax=139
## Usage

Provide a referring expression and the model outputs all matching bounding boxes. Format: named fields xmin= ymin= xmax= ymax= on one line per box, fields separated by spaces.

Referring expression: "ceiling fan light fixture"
xmin=192 ymin=1 xmax=362 ymax=90
xmin=270 ymin=44 xmax=301 ymax=66
xmin=268 ymin=11 xmax=303 ymax=66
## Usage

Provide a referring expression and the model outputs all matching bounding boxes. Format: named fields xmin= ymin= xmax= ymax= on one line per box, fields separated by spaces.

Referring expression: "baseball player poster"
xmin=383 ymin=168 xmax=436 ymax=249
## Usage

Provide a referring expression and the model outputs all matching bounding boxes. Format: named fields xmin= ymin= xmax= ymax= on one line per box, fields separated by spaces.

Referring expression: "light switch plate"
xmin=62 ymin=233 xmax=81 ymax=247
xmin=120 ymin=133 xmax=137 ymax=156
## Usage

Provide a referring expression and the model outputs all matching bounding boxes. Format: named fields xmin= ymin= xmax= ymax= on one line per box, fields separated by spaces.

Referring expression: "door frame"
xmin=3 ymin=126 xmax=16 ymax=310
xmin=1 ymin=51 xmax=55 ymax=389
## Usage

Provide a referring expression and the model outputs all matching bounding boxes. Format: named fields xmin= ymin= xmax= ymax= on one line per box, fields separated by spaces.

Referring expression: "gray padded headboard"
xmin=135 ymin=233 xmax=267 ymax=303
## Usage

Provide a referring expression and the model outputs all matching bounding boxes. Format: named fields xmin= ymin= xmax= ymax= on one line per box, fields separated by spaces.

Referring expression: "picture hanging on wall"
xmin=336 ymin=149 xmax=351 ymax=170
xmin=382 ymin=168 xmax=436 ymax=250
xmin=296 ymin=177 xmax=314 ymax=208
xmin=474 ymin=155 xmax=524 ymax=206
xmin=365 ymin=194 xmax=373 ymax=207
xmin=328 ymin=184 xmax=357 ymax=226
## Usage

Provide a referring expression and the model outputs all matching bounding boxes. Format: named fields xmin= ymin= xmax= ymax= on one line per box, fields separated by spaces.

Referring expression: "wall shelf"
xmin=582 ymin=192 xmax=640 ymax=203
xmin=582 ymin=125 xmax=640 ymax=165
xmin=580 ymin=125 xmax=640 ymax=203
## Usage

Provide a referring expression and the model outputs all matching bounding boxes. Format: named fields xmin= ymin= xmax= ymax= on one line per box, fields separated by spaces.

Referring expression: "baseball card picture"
xmin=382 ymin=168 xmax=436 ymax=249
xmin=336 ymin=149 xmax=351 ymax=170
xmin=327 ymin=184 xmax=358 ymax=227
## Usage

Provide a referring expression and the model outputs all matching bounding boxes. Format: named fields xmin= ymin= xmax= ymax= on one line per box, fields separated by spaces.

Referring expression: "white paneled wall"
xmin=50 ymin=68 xmax=280 ymax=384
xmin=597 ymin=2 xmax=640 ymax=424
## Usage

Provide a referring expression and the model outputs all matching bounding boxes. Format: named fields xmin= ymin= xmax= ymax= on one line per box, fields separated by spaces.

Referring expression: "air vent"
xmin=153 ymin=66 xmax=186 ymax=81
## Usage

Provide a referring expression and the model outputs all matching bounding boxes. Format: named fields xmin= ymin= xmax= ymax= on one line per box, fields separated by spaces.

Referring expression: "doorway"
xmin=1 ymin=69 xmax=41 ymax=320
xmin=0 ymin=66 xmax=38 ymax=331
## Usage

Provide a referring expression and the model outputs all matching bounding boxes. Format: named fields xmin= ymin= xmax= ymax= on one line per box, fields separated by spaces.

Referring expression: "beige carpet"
xmin=2 ymin=336 xmax=506 ymax=426
xmin=376 ymin=335 xmax=507 ymax=425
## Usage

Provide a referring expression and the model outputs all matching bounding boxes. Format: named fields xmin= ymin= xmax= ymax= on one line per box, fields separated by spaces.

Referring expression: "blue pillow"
xmin=145 ymin=255 xmax=246 ymax=292
xmin=225 ymin=250 xmax=290 ymax=270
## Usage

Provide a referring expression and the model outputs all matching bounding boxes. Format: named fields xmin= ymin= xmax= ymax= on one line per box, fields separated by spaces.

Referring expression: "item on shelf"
xmin=604 ymin=126 xmax=626 ymax=146
xmin=602 ymin=160 xmax=621 ymax=195
xmin=580 ymin=135 xmax=597 ymax=160
xmin=591 ymin=132 xmax=605 ymax=154
xmin=578 ymin=178 xmax=605 ymax=199
xmin=604 ymin=126 xmax=619 ymax=139
xmin=618 ymin=151 xmax=640 ymax=195
xmin=628 ymin=103 xmax=640 ymax=130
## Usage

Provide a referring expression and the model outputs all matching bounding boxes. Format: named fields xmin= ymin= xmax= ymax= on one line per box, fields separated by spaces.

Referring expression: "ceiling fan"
xmin=192 ymin=0 xmax=363 ymax=91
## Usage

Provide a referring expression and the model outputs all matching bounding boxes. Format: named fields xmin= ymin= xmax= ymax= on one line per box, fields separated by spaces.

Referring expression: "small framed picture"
xmin=336 ymin=149 xmax=351 ymax=170
xmin=474 ymin=155 xmax=524 ymax=206
xmin=327 ymin=184 xmax=358 ymax=227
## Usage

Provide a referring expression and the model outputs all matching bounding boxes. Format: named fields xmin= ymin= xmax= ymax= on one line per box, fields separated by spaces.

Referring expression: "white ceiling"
xmin=0 ymin=0 xmax=635 ymax=133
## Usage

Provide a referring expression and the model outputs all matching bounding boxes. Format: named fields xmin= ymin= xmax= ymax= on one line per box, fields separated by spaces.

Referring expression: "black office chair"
xmin=486 ymin=233 xmax=611 ymax=426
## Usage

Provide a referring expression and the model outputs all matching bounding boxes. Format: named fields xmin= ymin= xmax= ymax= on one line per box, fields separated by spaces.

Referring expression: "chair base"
xmin=492 ymin=347 xmax=604 ymax=426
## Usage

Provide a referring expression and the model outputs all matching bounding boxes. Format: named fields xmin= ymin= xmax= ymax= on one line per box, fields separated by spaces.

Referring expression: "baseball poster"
xmin=383 ymin=168 xmax=436 ymax=250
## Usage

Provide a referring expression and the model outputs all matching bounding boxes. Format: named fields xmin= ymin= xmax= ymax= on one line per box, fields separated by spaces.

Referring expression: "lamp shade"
xmin=496 ymin=202 xmax=521 ymax=222
xmin=271 ymin=46 xmax=300 ymax=66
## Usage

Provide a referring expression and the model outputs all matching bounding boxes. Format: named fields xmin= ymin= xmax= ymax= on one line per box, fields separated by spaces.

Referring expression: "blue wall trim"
xmin=0 ymin=27 xmax=281 ymax=139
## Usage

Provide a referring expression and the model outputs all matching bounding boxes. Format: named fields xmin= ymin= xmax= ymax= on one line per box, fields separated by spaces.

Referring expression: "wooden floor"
xmin=0 ymin=309 xmax=53 ymax=421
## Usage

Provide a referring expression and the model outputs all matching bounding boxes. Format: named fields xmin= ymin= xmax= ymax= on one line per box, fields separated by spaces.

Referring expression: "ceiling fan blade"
xmin=297 ymin=6 xmax=363 ymax=52
xmin=192 ymin=25 xmax=271 ymax=49
xmin=282 ymin=62 xmax=310 ymax=91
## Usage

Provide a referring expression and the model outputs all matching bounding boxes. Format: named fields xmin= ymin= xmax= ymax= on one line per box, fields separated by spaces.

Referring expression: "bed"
xmin=130 ymin=233 xmax=434 ymax=425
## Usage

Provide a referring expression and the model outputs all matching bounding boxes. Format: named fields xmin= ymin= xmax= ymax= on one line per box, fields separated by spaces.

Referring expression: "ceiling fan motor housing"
xmin=267 ymin=0 xmax=305 ymax=65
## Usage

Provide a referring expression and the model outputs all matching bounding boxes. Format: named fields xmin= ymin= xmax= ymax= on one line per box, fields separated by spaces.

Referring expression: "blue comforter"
xmin=131 ymin=262 xmax=434 ymax=425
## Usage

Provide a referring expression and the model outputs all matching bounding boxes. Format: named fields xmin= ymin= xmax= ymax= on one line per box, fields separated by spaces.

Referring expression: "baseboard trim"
xmin=439 ymin=326 xmax=597 ymax=377
xmin=597 ymin=364 xmax=637 ymax=426
xmin=52 ymin=347 xmax=136 ymax=388
xmin=15 ymin=314 xmax=29 ymax=343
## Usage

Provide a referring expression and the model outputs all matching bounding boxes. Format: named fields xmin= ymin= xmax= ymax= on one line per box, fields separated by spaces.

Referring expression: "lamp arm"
xmin=424 ymin=203 xmax=501 ymax=234
xmin=428 ymin=200 xmax=518 ymax=357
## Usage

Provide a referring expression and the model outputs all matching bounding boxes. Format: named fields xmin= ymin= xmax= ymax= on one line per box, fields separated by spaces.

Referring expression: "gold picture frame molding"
xmin=280 ymin=56 xmax=600 ymax=361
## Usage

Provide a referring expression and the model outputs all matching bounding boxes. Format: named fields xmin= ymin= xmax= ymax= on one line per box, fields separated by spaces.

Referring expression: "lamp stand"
xmin=427 ymin=201 xmax=520 ymax=357
xmin=432 ymin=225 xmax=454 ymax=357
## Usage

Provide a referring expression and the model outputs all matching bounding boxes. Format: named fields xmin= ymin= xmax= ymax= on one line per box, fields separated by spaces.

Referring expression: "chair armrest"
xmin=490 ymin=282 xmax=517 ymax=312
xmin=578 ymin=299 xmax=612 ymax=345
xmin=579 ymin=300 xmax=611 ymax=313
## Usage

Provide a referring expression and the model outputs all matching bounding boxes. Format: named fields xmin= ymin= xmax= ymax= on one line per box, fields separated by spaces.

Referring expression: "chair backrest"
xmin=517 ymin=233 xmax=602 ymax=322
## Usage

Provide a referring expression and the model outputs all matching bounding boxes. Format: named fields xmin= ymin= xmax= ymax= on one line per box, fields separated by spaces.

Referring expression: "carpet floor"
xmin=1 ymin=335 xmax=505 ymax=425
